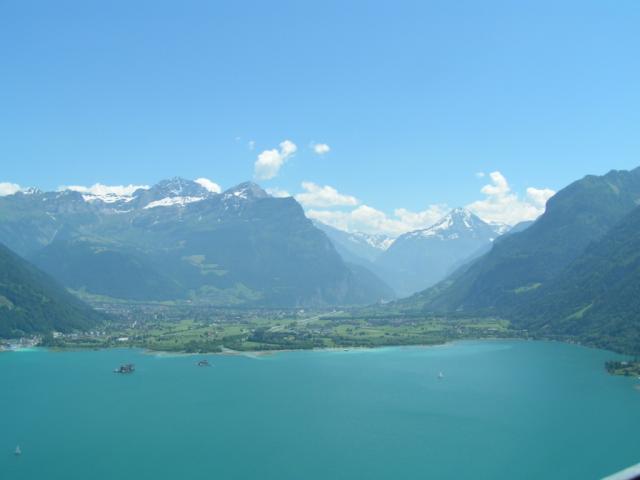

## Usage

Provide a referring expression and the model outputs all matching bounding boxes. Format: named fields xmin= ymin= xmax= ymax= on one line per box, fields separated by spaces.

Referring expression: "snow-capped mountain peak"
xmin=222 ymin=182 xmax=269 ymax=202
xmin=404 ymin=208 xmax=494 ymax=241
xmin=377 ymin=208 xmax=510 ymax=296
xmin=134 ymin=178 xmax=219 ymax=209
xmin=150 ymin=177 xmax=211 ymax=198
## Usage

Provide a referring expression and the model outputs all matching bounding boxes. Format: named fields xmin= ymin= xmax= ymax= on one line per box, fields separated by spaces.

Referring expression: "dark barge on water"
xmin=114 ymin=364 xmax=135 ymax=374
xmin=197 ymin=359 xmax=211 ymax=367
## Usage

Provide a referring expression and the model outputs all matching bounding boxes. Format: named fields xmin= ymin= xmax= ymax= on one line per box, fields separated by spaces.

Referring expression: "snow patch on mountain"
xmin=144 ymin=196 xmax=205 ymax=209
xmin=347 ymin=231 xmax=395 ymax=251
xmin=62 ymin=183 xmax=150 ymax=204
xmin=82 ymin=193 xmax=136 ymax=204
xmin=489 ymin=222 xmax=511 ymax=235
xmin=222 ymin=182 xmax=269 ymax=202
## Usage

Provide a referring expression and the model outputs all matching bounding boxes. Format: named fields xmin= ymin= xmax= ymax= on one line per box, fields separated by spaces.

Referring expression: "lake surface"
xmin=1 ymin=340 xmax=639 ymax=479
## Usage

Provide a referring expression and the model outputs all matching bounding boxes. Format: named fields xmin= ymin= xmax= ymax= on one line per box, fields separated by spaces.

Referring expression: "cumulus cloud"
xmin=312 ymin=143 xmax=331 ymax=155
xmin=254 ymin=140 xmax=297 ymax=180
xmin=306 ymin=203 xmax=449 ymax=237
xmin=62 ymin=183 xmax=149 ymax=197
xmin=466 ymin=171 xmax=555 ymax=225
xmin=266 ymin=187 xmax=291 ymax=198
xmin=295 ymin=182 xmax=359 ymax=208
xmin=0 ymin=182 xmax=22 ymax=196
xmin=300 ymin=170 xmax=554 ymax=236
xmin=526 ymin=187 xmax=555 ymax=208
xmin=195 ymin=177 xmax=222 ymax=193
xmin=305 ymin=209 xmax=351 ymax=231
xmin=393 ymin=205 xmax=451 ymax=230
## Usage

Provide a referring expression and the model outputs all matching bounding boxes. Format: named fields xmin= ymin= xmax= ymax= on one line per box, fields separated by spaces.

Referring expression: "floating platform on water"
xmin=114 ymin=364 xmax=135 ymax=374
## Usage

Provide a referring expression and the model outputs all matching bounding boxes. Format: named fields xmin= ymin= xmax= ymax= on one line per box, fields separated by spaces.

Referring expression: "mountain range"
xmin=0 ymin=179 xmax=393 ymax=308
xmin=317 ymin=208 xmax=509 ymax=297
xmin=313 ymin=222 xmax=394 ymax=265
xmin=4 ymin=166 xmax=640 ymax=354
xmin=374 ymin=208 xmax=507 ymax=296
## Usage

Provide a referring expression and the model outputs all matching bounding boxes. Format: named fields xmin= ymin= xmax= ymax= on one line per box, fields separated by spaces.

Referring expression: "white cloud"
xmin=195 ymin=177 xmax=222 ymax=193
xmin=475 ymin=172 xmax=485 ymax=178
xmin=466 ymin=171 xmax=555 ymax=225
xmin=254 ymin=140 xmax=297 ymax=180
xmin=480 ymin=171 xmax=509 ymax=196
xmin=62 ymin=183 xmax=149 ymax=197
xmin=248 ymin=140 xmax=256 ymax=150
xmin=0 ymin=182 xmax=22 ymax=196
xmin=526 ymin=187 xmax=555 ymax=208
xmin=306 ymin=209 xmax=351 ymax=230
xmin=349 ymin=205 xmax=407 ymax=236
xmin=266 ymin=187 xmax=291 ymax=198
xmin=393 ymin=205 xmax=451 ymax=230
xmin=295 ymin=182 xmax=359 ymax=208
xmin=301 ymin=170 xmax=554 ymax=236
xmin=312 ymin=143 xmax=331 ymax=155
xmin=307 ymin=203 xmax=449 ymax=237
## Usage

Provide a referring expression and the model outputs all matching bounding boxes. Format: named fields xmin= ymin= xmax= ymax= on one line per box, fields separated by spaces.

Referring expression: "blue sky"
xmin=1 ymin=1 xmax=639 ymax=234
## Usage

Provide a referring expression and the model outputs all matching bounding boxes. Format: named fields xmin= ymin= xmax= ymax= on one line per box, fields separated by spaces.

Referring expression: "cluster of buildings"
xmin=0 ymin=336 xmax=40 ymax=351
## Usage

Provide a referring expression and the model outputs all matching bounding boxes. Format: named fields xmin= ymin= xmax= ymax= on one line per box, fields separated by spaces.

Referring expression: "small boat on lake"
xmin=438 ymin=372 xmax=444 ymax=380
xmin=114 ymin=364 xmax=135 ymax=374
xmin=15 ymin=445 xmax=21 ymax=456
xmin=197 ymin=359 xmax=211 ymax=367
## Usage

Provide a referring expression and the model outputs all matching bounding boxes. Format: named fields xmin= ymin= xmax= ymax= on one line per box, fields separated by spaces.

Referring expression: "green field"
xmin=41 ymin=304 xmax=513 ymax=354
xmin=32 ymin=303 xmax=633 ymax=378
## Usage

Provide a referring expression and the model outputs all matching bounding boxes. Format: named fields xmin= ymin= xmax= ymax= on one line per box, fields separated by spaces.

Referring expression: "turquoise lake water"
xmin=1 ymin=340 xmax=639 ymax=479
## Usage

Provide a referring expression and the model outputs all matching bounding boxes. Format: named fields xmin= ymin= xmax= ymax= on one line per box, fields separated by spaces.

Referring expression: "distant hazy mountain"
xmin=0 ymin=242 xmax=101 ymax=337
xmin=0 ymin=179 xmax=393 ymax=307
xmin=403 ymin=167 xmax=640 ymax=317
xmin=313 ymin=221 xmax=394 ymax=265
xmin=374 ymin=208 xmax=505 ymax=297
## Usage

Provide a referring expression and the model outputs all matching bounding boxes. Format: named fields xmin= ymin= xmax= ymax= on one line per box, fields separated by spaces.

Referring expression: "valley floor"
xmin=34 ymin=303 xmax=511 ymax=354
xmin=5 ymin=303 xmax=632 ymax=377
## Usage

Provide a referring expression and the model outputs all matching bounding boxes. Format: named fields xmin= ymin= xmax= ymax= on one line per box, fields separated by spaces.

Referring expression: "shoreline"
xmin=1 ymin=338 xmax=472 ymax=356
xmin=4 ymin=337 xmax=637 ymax=379
xmin=2 ymin=335 xmax=614 ymax=358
